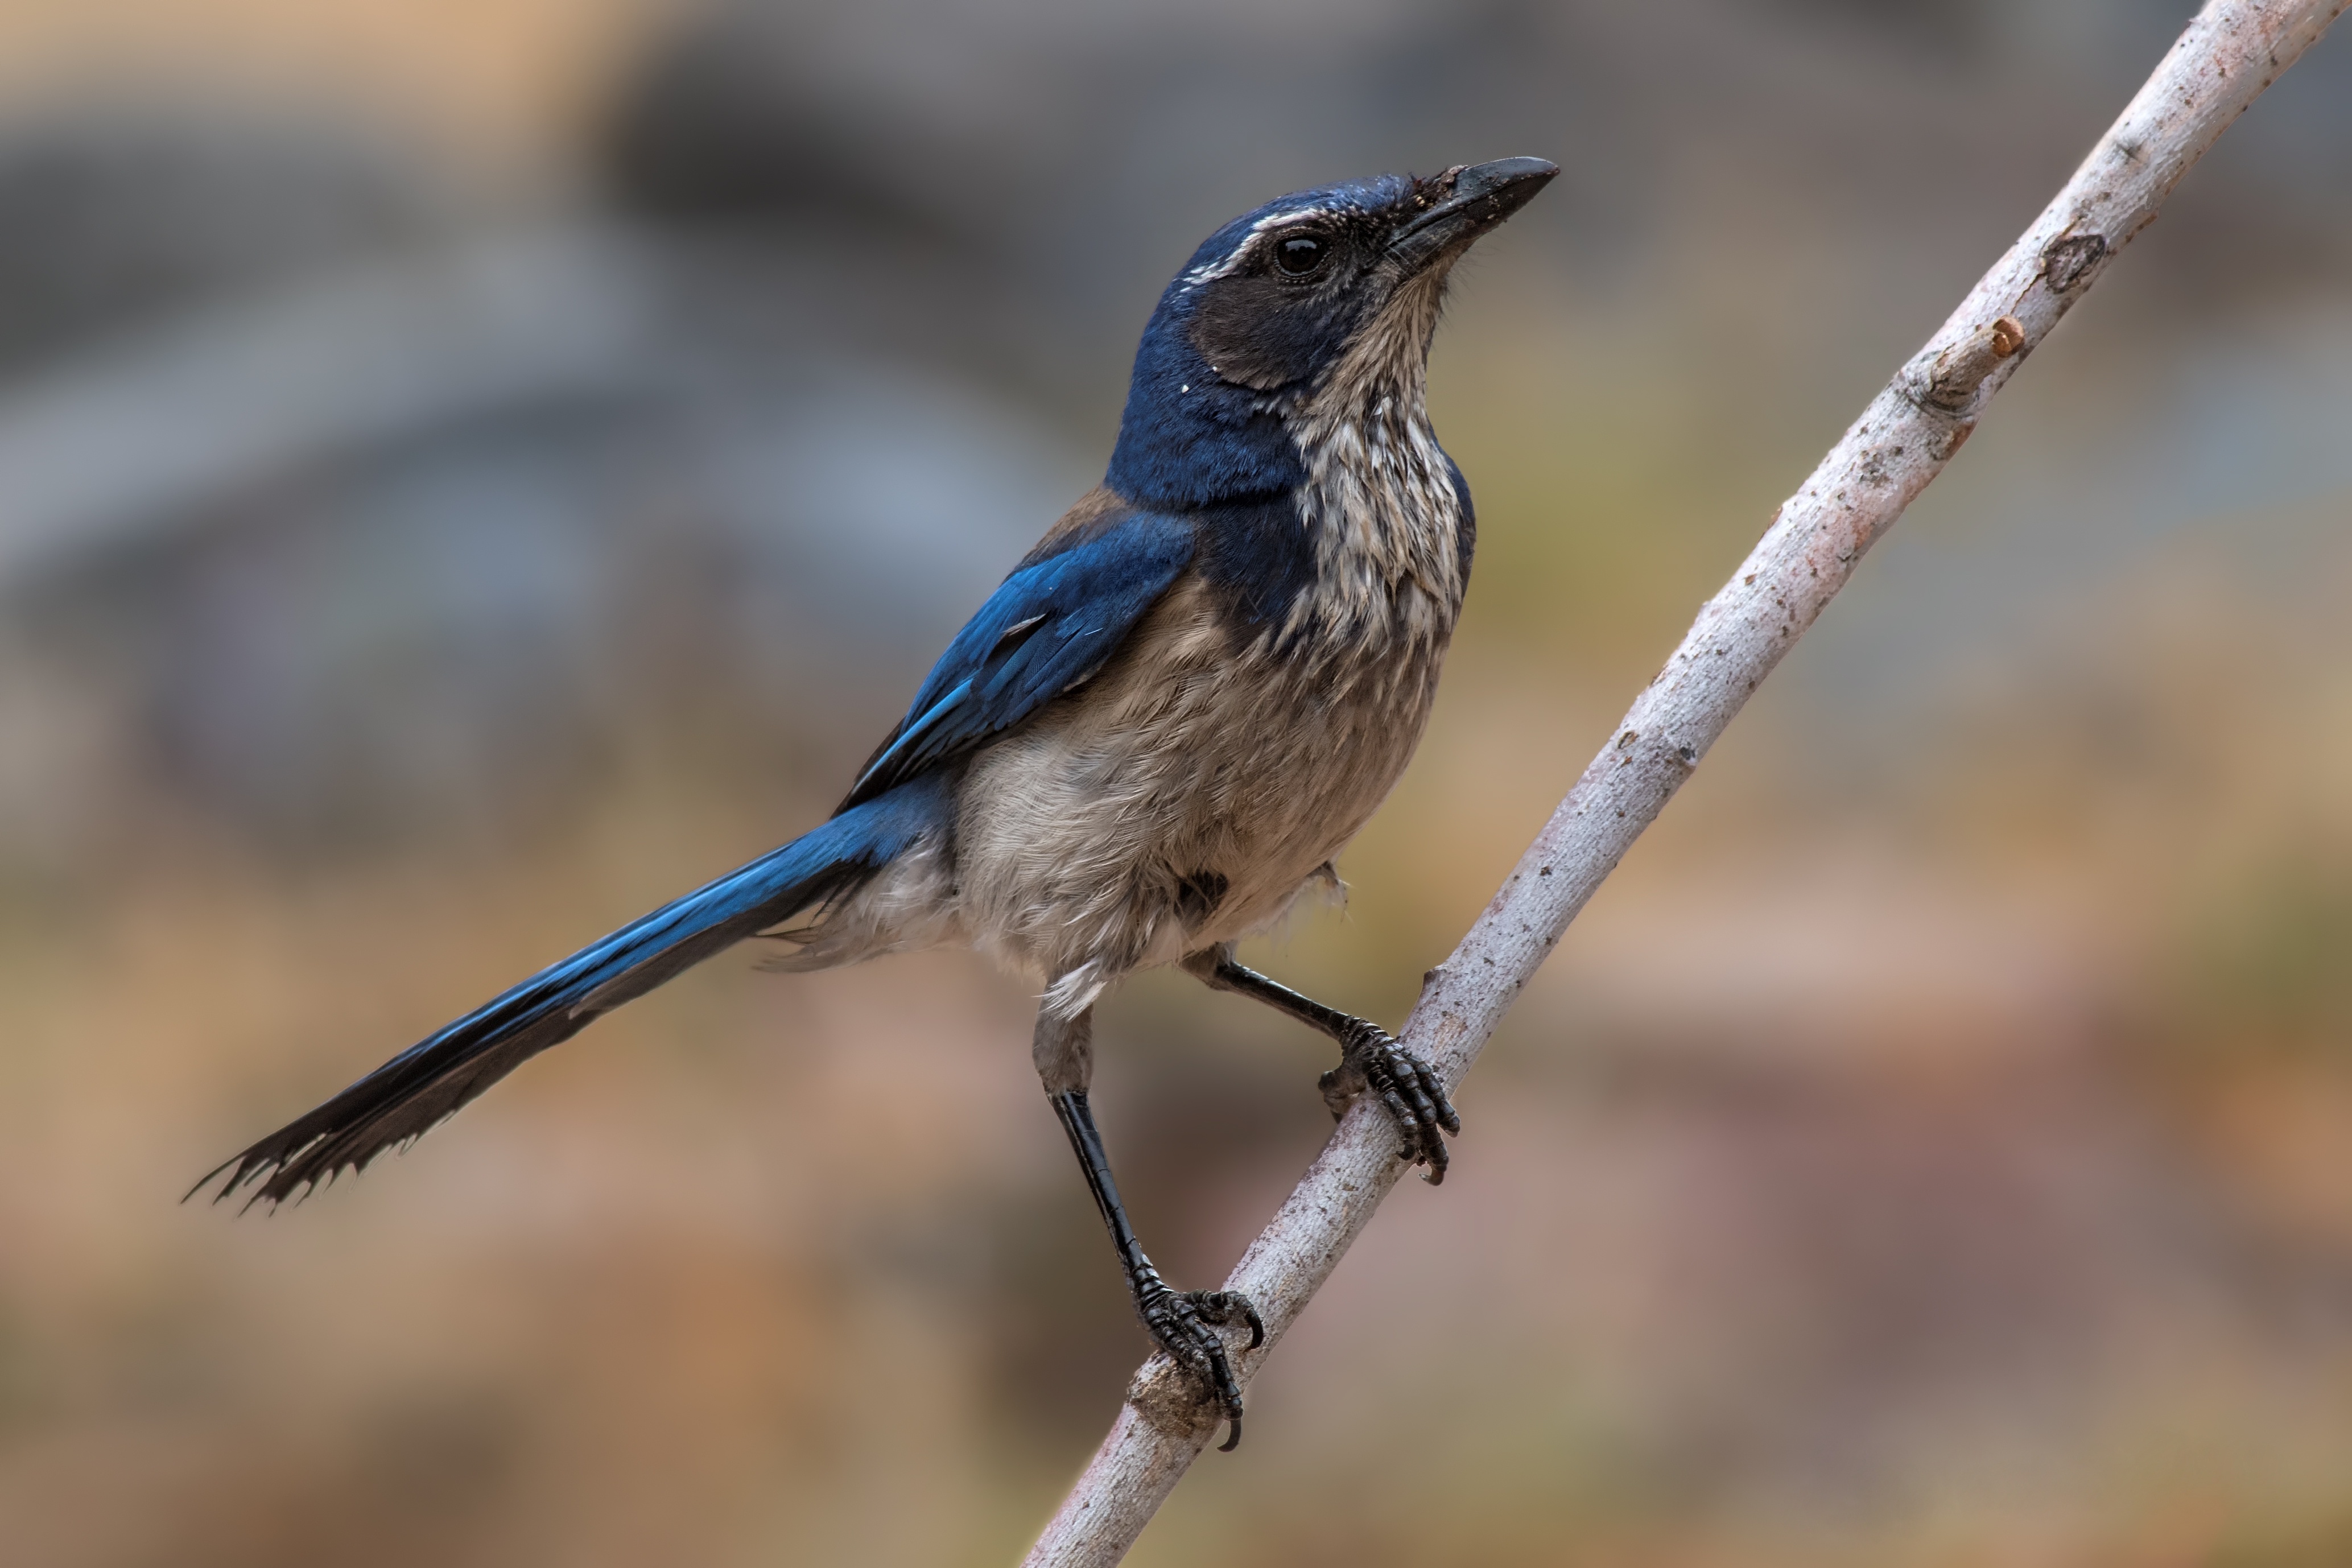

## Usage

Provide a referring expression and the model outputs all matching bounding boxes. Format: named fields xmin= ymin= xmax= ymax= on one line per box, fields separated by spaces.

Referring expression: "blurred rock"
xmin=0 ymin=232 xmax=1089 ymax=860
xmin=0 ymin=102 xmax=452 ymax=379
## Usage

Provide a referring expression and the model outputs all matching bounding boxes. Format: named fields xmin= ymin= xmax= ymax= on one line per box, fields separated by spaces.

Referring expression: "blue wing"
xmin=840 ymin=509 xmax=1195 ymax=810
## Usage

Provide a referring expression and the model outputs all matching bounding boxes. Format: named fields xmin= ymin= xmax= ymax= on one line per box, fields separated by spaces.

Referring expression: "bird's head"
xmin=1107 ymin=158 xmax=1557 ymax=511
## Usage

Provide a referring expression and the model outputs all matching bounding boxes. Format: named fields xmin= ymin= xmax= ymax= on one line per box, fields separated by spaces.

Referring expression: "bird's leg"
xmin=1035 ymin=1005 xmax=1264 ymax=1451
xmin=1183 ymin=946 xmax=1459 ymax=1183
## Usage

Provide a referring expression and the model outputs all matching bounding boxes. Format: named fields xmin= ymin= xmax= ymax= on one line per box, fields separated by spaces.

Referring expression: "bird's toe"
xmin=1330 ymin=1023 xmax=1459 ymax=1183
xmin=1138 ymin=1284 xmax=1261 ymax=1450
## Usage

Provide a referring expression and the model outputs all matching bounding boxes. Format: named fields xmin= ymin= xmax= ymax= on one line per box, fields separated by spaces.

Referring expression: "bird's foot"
xmin=1320 ymin=1022 xmax=1460 ymax=1183
xmin=1136 ymin=1278 xmax=1264 ymax=1451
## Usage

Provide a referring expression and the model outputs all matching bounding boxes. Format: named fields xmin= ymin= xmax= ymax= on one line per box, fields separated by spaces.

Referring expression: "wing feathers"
xmin=839 ymin=509 xmax=1194 ymax=809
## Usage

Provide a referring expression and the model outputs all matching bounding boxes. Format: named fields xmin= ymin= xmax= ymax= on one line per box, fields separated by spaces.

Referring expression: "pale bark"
xmin=1022 ymin=2 xmax=2350 ymax=1562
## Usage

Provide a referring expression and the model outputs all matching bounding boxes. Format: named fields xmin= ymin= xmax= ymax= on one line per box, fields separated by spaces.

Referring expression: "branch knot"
xmin=2040 ymin=232 xmax=2108 ymax=292
xmin=1917 ymin=315 xmax=2027 ymax=413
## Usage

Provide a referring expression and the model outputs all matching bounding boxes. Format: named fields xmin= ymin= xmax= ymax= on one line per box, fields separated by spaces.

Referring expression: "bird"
xmin=197 ymin=156 xmax=1558 ymax=1450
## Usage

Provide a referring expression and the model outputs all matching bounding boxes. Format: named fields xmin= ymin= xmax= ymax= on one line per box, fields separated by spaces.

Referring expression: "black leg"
xmin=1184 ymin=947 xmax=1460 ymax=1183
xmin=1034 ymin=1006 xmax=1262 ymax=1450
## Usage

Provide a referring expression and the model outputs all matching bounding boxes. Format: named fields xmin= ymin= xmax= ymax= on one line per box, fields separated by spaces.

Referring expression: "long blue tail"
xmin=197 ymin=774 xmax=954 ymax=1207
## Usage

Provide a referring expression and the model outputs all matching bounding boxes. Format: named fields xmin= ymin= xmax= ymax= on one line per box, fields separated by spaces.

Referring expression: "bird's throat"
xmin=1284 ymin=270 xmax=1464 ymax=654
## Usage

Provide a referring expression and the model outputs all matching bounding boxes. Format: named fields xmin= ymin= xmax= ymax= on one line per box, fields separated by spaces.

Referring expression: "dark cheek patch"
xmin=1189 ymin=277 xmax=1345 ymax=391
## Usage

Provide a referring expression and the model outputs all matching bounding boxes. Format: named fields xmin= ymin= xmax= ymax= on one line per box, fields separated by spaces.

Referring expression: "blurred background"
xmin=1 ymin=1 xmax=2349 ymax=1563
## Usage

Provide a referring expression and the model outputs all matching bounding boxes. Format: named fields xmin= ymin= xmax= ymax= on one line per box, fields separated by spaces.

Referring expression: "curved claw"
xmin=1138 ymin=1284 xmax=1262 ymax=1450
xmin=1192 ymin=1288 xmax=1265 ymax=1350
xmin=1326 ymin=1023 xmax=1459 ymax=1183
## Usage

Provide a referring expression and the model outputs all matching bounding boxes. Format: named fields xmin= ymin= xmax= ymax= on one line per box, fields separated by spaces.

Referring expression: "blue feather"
xmin=197 ymin=772 xmax=955 ymax=1204
xmin=1106 ymin=173 xmax=1415 ymax=511
xmin=840 ymin=510 xmax=1195 ymax=807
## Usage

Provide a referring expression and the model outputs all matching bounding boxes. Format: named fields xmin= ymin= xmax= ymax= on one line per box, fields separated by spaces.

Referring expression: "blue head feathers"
xmin=1106 ymin=160 xmax=1556 ymax=513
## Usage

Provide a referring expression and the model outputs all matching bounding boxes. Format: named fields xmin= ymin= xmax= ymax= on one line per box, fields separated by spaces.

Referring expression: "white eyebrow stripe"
xmin=1250 ymin=205 xmax=1338 ymax=234
xmin=1182 ymin=206 xmax=1345 ymax=287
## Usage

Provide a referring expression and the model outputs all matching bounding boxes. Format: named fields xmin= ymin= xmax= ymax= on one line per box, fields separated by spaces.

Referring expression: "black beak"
xmin=1389 ymin=156 xmax=1558 ymax=267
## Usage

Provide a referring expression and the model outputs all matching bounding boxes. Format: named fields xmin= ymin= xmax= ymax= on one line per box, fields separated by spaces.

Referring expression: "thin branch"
xmin=1022 ymin=2 xmax=2350 ymax=1562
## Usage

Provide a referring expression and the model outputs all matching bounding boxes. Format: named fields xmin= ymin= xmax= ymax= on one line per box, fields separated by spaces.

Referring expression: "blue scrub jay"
xmin=201 ymin=156 xmax=1556 ymax=1449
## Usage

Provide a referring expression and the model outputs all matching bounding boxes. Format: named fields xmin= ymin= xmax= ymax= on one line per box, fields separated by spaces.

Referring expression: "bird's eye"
xmin=1273 ymin=233 xmax=1328 ymax=277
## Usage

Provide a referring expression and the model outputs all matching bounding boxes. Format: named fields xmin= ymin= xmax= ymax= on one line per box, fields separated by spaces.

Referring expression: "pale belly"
xmin=950 ymin=577 xmax=1451 ymax=1013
